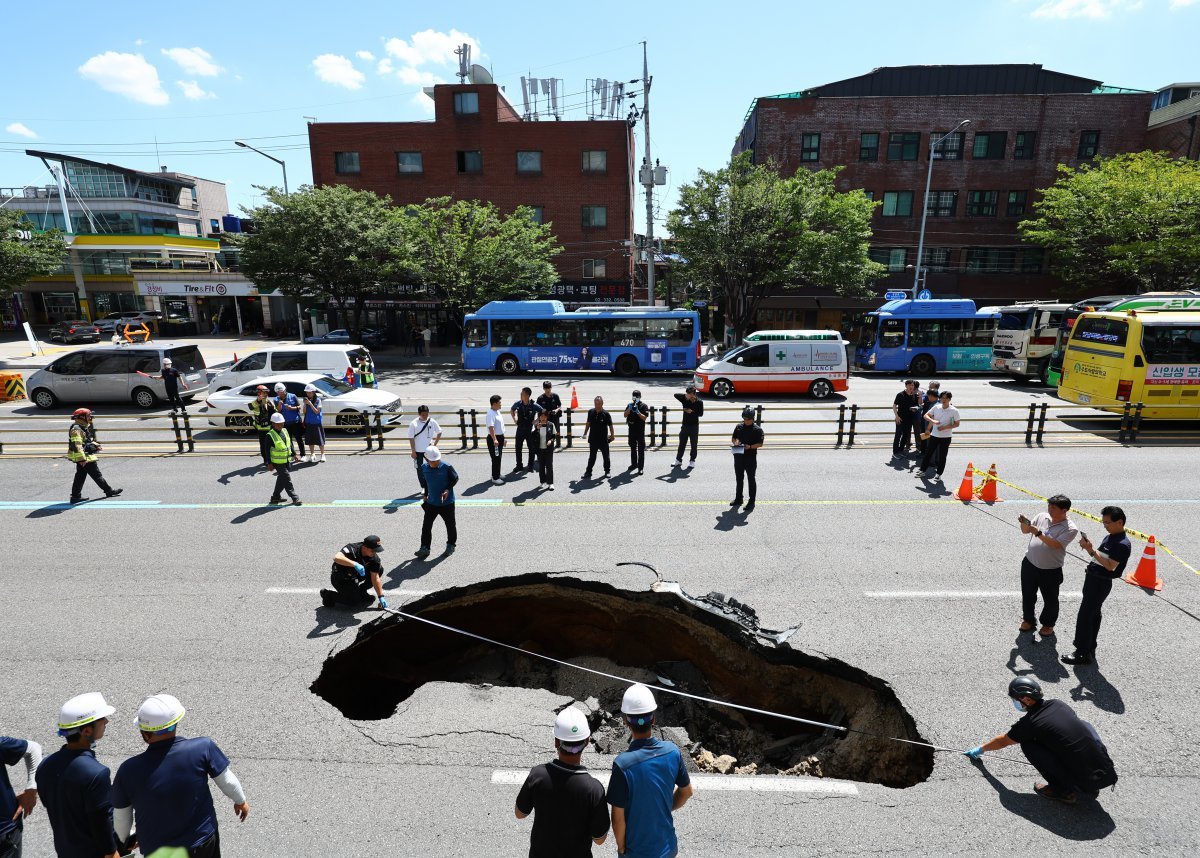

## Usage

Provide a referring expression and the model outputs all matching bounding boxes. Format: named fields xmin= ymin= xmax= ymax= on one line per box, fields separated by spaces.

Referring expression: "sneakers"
xmin=303 ymin=454 xmax=311 ymax=463
xmin=687 ymin=460 xmax=695 ymax=469
xmin=674 ymin=459 xmax=683 ymax=467
xmin=414 ymin=545 xmax=431 ymax=558
xmin=539 ymin=482 xmax=547 ymax=490
xmin=320 ymin=454 xmax=327 ymax=463
xmin=69 ymin=497 xmax=84 ymax=505
xmin=491 ymin=478 xmax=505 ymax=486
xmin=637 ymin=470 xmax=643 ymax=476
xmin=268 ymin=497 xmax=285 ymax=505
xmin=548 ymin=484 xmax=555 ymax=491
xmin=582 ymin=472 xmax=593 ymax=480
xmin=292 ymin=498 xmax=303 ymax=506
xmin=445 ymin=542 xmax=456 ymax=555
xmin=602 ymin=471 xmax=610 ymax=479
xmin=105 ymin=488 xmax=123 ymax=498
xmin=744 ymin=501 xmax=756 ymax=512
xmin=730 ymin=497 xmax=743 ymax=506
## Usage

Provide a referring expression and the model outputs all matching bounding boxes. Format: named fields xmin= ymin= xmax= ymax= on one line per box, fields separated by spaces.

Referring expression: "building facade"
xmin=1146 ymin=82 xmax=1200 ymax=160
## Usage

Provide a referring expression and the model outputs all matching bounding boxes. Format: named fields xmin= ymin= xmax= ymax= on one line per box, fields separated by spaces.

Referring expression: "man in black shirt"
xmin=964 ymin=677 xmax=1116 ymax=804
xmin=536 ymin=381 xmax=563 ymax=436
xmin=320 ymin=535 xmax=387 ymax=610
xmin=511 ymin=387 xmax=544 ymax=474
xmin=1063 ymin=506 xmax=1134 ymax=665
xmin=623 ymin=389 xmax=650 ymax=475
xmin=581 ymin=396 xmax=614 ymax=480
xmin=515 ymin=708 xmax=609 ymax=858
xmin=730 ymin=407 xmax=765 ymax=511
xmin=150 ymin=357 xmax=189 ymax=413
xmin=673 ymin=385 xmax=704 ymax=468
xmin=892 ymin=378 xmax=920 ymax=456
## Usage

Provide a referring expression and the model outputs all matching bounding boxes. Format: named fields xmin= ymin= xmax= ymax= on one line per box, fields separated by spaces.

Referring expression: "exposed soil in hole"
xmin=311 ymin=574 xmax=933 ymax=788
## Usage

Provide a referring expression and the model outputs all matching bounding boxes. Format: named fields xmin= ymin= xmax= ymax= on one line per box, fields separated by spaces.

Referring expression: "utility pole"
xmin=640 ymin=41 xmax=655 ymax=307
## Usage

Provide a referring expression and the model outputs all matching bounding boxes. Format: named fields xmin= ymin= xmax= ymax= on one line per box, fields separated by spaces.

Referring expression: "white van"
xmin=693 ymin=330 xmax=849 ymax=399
xmin=209 ymin=344 xmax=371 ymax=391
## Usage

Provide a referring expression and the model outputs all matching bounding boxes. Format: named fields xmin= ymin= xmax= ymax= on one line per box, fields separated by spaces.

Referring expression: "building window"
xmin=1014 ymin=132 xmax=1036 ymax=160
xmin=396 ymin=152 xmax=423 ymax=174
xmin=965 ymin=248 xmax=1017 ymax=273
xmin=859 ymin=133 xmax=880 ymax=161
xmin=799 ymin=133 xmax=820 ymax=162
xmin=932 ymin=132 xmax=964 ymax=160
xmin=925 ymin=191 xmax=958 ymax=218
xmin=334 ymin=152 xmax=360 ymax=174
xmin=1006 ymin=190 xmax=1028 ymax=217
xmin=921 ymin=247 xmax=951 ymax=273
xmin=454 ymin=91 xmax=479 ymax=115
xmin=887 ymin=132 xmax=920 ymax=161
xmin=881 ymin=191 xmax=914 ymax=217
xmin=457 ymin=151 xmax=483 ymax=173
xmin=581 ymin=205 xmax=607 ymax=228
xmin=966 ymin=190 xmax=999 ymax=217
xmin=863 ymin=190 xmax=874 ymax=201
xmin=972 ymin=132 xmax=1006 ymax=159
xmin=582 ymin=150 xmax=607 ymax=174
xmin=582 ymin=259 xmax=607 ymax=278
xmin=1078 ymin=130 xmax=1101 ymax=158
xmin=869 ymin=247 xmax=907 ymax=272
xmin=516 ymin=151 xmax=542 ymax=174
xmin=1021 ymin=248 xmax=1044 ymax=273
xmin=527 ymin=206 xmax=545 ymax=225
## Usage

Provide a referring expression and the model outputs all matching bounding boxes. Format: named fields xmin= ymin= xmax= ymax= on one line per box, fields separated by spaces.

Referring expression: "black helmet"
xmin=741 ymin=407 xmax=755 ymax=420
xmin=1008 ymin=676 xmax=1043 ymax=702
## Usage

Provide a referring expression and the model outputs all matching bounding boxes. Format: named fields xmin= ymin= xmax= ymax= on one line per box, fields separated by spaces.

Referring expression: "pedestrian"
xmin=511 ymin=387 xmax=544 ymax=474
xmin=150 ymin=357 xmax=188 ymax=414
xmin=210 ymin=313 xmax=219 ymax=336
xmin=1062 ymin=507 xmax=1133 ymax=665
xmin=412 ymin=323 xmax=424 ymax=357
xmin=265 ymin=412 xmax=301 ymax=506
xmin=606 ymin=684 xmax=693 ymax=858
xmin=247 ymin=385 xmax=277 ymax=470
xmin=1017 ymin=495 xmax=1080 ymax=638
xmin=416 ymin=446 xmax=458 ymax=557
xmin=915 ymin=384 xmax=939 ymax=455
xmin=272 ymin=383 xmax=303 ymax=462
xmin=36 ymin=692 xmax=122 ymax=858
xmin=1 ymin=732 xmax=42 ymax=858
xmin=515 ymin=708 xmax=609 ymax=857
xmin=486 ymin=395 xmax=507 ymax=485
xmin=320 ymin=535 xmax=387 ymax=610
xmin=581 ymin=396 xmax=614 ymax=480
xmin=964 ymin=677 xmax=1117 ymax=804
xmin=624 ymin=390 xmax=650 ymax=475
xmin=68 ymin=409 xmax=123 ymax=505
xmin=892 ymin=379 xmax=920 ymax=456
xmin=918 ymin=390 xmax=960 ymax=479
xmin=533 ymin=410 xmax=558 ymax=490
xmin=112 ymin=695 xmax=249 ymax=858
xmin=407 ymin=405 xmax=443 ymax=493
xmin=421 ymin=324 xmax=432 ymax=357
xmin=301 ymin=384 xmax=326 ymax=463
xmin=357 ymin=355 xmax=376 ymax=389
xmin=672 ymin=385 xmax=704 ymax=469
xmin=536 ymin=381 xmax=563 ymax=436
xmin=730 ymin=407 xmax=765 ymax=511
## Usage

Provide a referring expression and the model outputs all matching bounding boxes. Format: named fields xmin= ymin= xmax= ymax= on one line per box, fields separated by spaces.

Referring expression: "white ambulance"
xmin=693 ymin=330 xmax=850 ymax=398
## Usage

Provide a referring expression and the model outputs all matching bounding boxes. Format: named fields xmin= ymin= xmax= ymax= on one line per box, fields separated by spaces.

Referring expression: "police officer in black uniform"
xmin=510 ymin=387 xmax=544 ymax=474
xmin=730 ymin=407 xmax=765 ymax=511
xmin=536 ymin=380 xmax=563 ymax=436
xmin=320 ymin=535 xmax=387 ymax=610
xmin=582 ymin=396 xmax=614 ymax=480
xmin=623 ymin=390 xmax=650 ymax=475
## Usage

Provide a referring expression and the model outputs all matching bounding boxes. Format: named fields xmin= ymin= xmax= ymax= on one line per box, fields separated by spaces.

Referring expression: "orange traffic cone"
xmin=974 ymin=463 xmax=1002 ymax=503
xmin=1124 ymin=536 xmax=1164 ymax=591
xmin=233 ymin=353 xmax=238 ymax=363
xmin=953 ymin=462 xmax=975 ymax=501
xmin=570 ymin=386 xmax=579 ymax=409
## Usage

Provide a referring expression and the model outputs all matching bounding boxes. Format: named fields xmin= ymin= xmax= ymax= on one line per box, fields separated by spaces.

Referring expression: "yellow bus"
xmin=1059 ymin=310 xmax=1200 ymax=418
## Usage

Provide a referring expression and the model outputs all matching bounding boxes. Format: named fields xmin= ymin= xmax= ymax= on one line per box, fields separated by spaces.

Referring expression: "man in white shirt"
xmin=1018 ymin=494 xmax=1080 ymax=637
xmin=407 ymin=405 xmax=442 ymax=493
xmin=919 ymin=390 xmax=960 ymax=479
xmin=486 ymin=394 xmax=506 ymax=485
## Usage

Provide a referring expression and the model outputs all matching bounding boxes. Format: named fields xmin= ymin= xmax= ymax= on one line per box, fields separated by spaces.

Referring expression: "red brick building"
xmin=1146 ymin=82 xmax=1200 ymax=160
xmin=733 ymin=65 xmax=1155 ymax=326
xmin=309 ymin=83 xmax=635 ymax=323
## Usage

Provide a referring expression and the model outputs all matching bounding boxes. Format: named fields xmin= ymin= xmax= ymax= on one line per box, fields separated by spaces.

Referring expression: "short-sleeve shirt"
xmin=732 ymin=423 xmax=765 ymax=460
xmin=276 ymin=393 xmax=301 ymax=424
xmin=162 ymin=366 xmax=183 ymax=393
xmin=585 ymin=409 xmax=613 ymax=436
xmin=1006 ymin=699 xmax=1113 ymax=788
xmin=1087 ymin=531 xmax=1133 ymax=580
xmin=893 ymin=390 xmax=919 ymax=417
xmin=928 ymin=405 xmax=960 ymax=438
xmin=37 ymin=747 xmax=118 ymax=858
xmin=626 ymin=401 xmax=650 ymax=427
xmin=407 ymin=416 xmax=442 ymax=453
xmin=112 ymin=735 xmax=229 ymax=854
xmin=333 ymin=542 xmax=383 ymax=577
xmin=606 ymin=738 xmax=690 ymax=858
xmin=512 ymin=400 xmax=544 ymax=429
xmin=1026 ymin=512 xmax=1079 ymax=569
xmin=0 ymin=736 xmax=28 ymax=836
xmin=536 ymin=393 xmax=563 ymax=420
xmin=673 ymin=394 xmax=704 ymax=425
xmin=487 ymin=408 xmax=506 ymax=437
xmin=515 ymin=759 xmax=609 ymax=858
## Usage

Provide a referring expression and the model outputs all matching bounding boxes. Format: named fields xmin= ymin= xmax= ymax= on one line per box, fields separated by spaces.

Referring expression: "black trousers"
xmin=677 ymin=424 xmax=699 ymax=462
xmin=271 ymin=462 xmax=298 ymax=501
xmin=413 ymin=454 xmax=427 ymax=490
xmin=514 ymin=426 xmax=536 ymax=469
xmin=893 ymin=419 xmax=912 ymax=453
xmin=0 ymin=821 xmax=21 ymax=858
xmin=256 ymin=432 xmax=273 ymax=466
xmin=421 ymin=502 xmax=457 ymax=546
xmin=1021 ymin=558 xmax=1064 ymax=628
xmin=487 ymin=435 xmax=505 ymax=479
xmin=628 ymin=427 xmax=646 ymax=470
xmin=911 ymin=416 xmax=927 ymax=452
xmin=285 ymin=423 xmax=304 ymax=458
xmin=585 ymin=439 xmax=611 ymax=475
xmin=920 ymin=435 xmax=952 ymax=475
xmin=538 ymin=449 xmax=555 ymax=484
xmin=1020 ymin=721 xmax=1105 ymax=795
xmin=733 ymin=454 xmax=758 ymax=502
xmin=71 ymin=460 xmax=113 ymax=500
xmin=1073 ymin=573 xmax=1115 ymax=655
xmin=165 ymin=387 xmax=186 ymax=410
xmin=329 ymin=570 xmax=373 ymax=607
xmin=190 ymin=829 xmax=221 ymax=858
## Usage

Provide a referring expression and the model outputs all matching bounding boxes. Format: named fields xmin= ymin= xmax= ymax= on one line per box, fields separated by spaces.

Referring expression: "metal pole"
xmin=641 ymin=41 xmax=655 ymax=307
xmin=913 ymin=120 xmax=969 ymax=297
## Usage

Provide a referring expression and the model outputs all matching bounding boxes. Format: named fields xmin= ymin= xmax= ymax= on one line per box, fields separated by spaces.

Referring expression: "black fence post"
xmin=170 ymin=411 xmax=183 ymax=453
xmin=363 ymin=413 xmax=375 ymax=451
xmin=836 ymin=403 xmax=846 ymax=447
xmin=1130 ymin=402 xmax=1144 ymax=442
xmin=1024 ymin=402 xmax=1036 ymax=446
xmin=1118 ymin=402 xmax=1132 ymax=443
xmin=648 ymin=406 xmax=657 ymax=447
xmin=847 ymin=404 xmax=858 ymax=447
xmin=1035 ymin=403 xmax=1048 ymax=445
xmin=182 ymin=409 xmax=194 ymax=453
xmin=660 ymin=406 xmax=669 ymax=448
xmin=755 ymin=404 xmax=764 ymax=426
xmin=458 ymin=409 xmax=467 ymax=450
xmin=468 ymin=409 xmax=479 ymax=449
xmin=565 ymin=409 xmax=574 ymax=449
xmin=374 ymin=411 xmax=384 ymax=449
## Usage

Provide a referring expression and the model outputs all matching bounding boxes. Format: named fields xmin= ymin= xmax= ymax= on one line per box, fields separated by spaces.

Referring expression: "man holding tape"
xmin=1062 ymin=507 xmax=1132 ymax=666
xmin=1017 ymin=495 xmax=1079 ymax=638
xmin=321 ymin=535 xmax=386 ymax=610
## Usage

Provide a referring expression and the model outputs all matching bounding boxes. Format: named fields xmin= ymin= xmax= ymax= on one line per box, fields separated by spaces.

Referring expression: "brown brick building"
xmin=309 ymin=83 xmax=634 ymax=323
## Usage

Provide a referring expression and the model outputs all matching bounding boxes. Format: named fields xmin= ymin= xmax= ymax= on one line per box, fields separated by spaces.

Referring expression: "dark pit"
xmin=311 ymin=574 xmax=933 ymax=788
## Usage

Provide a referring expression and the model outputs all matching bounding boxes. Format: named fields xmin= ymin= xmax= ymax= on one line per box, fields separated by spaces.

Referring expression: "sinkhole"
xmin=310 ymin=573 xmax=933 ymax=788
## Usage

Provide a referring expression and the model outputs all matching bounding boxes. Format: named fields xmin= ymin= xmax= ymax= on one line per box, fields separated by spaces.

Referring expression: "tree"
xmin=234 ymin=184 xmax=409 ymax=337
xmin=404 ymin=197 xmax=561 ymax=333
xmin=667 ymin=152 xmax=882 ymax=343
xmin=0 ymin=209 xmax=68 ymax=299
xmin=1020 ymin=151 xmax=1200 ymax=294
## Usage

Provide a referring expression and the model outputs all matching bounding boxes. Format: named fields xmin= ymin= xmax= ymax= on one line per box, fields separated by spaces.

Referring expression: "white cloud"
xmin=1170 ymin=0 xmax=1198 ymax=8
xmin=383 ymin=29 xmax=479 ymax=67
xmin=377 ymin=58 xmax=394 ymax=75
xmin=5 ymin=122 xmax=37 ymax=139
xmin=161 ymin=46 xmax=223 ymax=77
xmin=78 ymin=52 xmax=169 ymax=106
xmin=396 ymin=66 xmax=441 ymax=86
xmin=177 ymin=80 xmax=216 ymax=100
xmin=356 ymin=50 xmax=375 ymax=61
xmin=1030 ymin=0 xmax=1139 ymax=19
xmin=312 ymin=54 xmax=366 ymax=89
xmin=411 ymin=91 xmax=435 ymax=115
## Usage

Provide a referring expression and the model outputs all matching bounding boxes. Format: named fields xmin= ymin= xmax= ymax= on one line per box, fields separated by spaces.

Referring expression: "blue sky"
xmin=3 ymin=0 xmax=1197 ymax=234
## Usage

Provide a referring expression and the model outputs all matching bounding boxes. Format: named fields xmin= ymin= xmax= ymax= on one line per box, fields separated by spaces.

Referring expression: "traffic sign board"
xmin=884 ymin=291 xmax=908 ymax=300
xmin=917 ymin=289 xmax=933 ymax=300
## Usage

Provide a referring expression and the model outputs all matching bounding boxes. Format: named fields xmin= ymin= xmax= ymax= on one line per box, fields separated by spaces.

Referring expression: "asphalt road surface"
xmin=2 ymin=437 xmax=1198 ymax=856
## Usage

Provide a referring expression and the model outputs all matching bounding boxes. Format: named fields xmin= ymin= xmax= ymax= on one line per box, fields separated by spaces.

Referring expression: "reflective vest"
xmin=67 ymin=423 xmax=97 ymax=463
xmin=249 ymin=398 xmax=277 ymax=431
xmin=358 ymin=361 xmax=374 ymax=386
xmin=267 ymin=428 xmax=291 ymax=464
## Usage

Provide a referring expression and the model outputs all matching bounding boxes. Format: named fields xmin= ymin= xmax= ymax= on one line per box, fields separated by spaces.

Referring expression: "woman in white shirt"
xmin=919 ymin=391 xmax=961 ymax=479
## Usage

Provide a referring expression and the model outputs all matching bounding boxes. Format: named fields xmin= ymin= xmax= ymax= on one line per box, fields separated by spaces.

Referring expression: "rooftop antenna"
xmin=303 ymin=115 xmax=318 ymax=124
xmin=454 ymin=44 xmax=471 ymax=83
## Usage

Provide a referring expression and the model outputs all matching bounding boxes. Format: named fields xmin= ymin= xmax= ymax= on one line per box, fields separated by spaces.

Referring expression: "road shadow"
xmin=607 ymin=470 xmax=635 ymax=490
xmin=511 ymin=485 xmax=546 ymax=504
xmin=460 ymin=479 xmax=496 ymax=497
xmin=1006 ymin=632 xmax=1070 ymax=683
xmin=655 ymin=465 xmax=691 ymax=484
xmin=230 ymin=504 xmax=292 ymax=524
xmin=885 ymin=452 xmax=915 ymax=473
xmin=568 ymin=474 xmax=603 ymax=494
xmin=307 ymin=606 xmax=364 ymax=639
xmin=382 ymin=498 xmax=424 ymax=516
xmin=916 ymin=473 xmax=954 ymax=498
xmin=1067 ymin=662 xmax=1126 ymax=715
xmin=714 ymin=507 xmax=750 ymax=532
xmin=972 ymin=761 xmax=1116 ymax=841
xmin=385 ymin=558 xmax=439 ymax=589
xmin=26 ymin=502 xmax=77 ymax=518
xmin=217 ymin=464 xmax=263 ymax=486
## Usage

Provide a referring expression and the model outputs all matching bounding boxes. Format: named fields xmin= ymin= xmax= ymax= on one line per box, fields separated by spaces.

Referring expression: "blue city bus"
xmin=462 ymin=300 xmax=701 ymax=377
xmin=854 ymin=299 xmax=1000 ymax=374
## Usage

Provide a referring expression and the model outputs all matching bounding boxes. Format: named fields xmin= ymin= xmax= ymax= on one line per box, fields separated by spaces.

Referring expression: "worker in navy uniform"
xmin=536 ymin=380 xmax=563 ymax=436
xmin=510 ymin=387 xmax=544 ymax=474
xmin=68 ymin=408 xmax=123 ymax=504
xmin=1062 ymin=506 xmax=1134 ymax=665
xmin=730 ymin=407 xmax=765 ymax=511
xmin=964 ymin=677 xmax=1117 ymax=804
xmin=0 ymin=732 xmax=42 ymax=858
xmin=582 ymin=396 xmax=615 ymax=480
xmin=623 ymin=390 xmax=650 ymax=475
xmin=320 ymin=535 xmax=387 ymax=610
xmin=672 ymin=385 xmax=704 ymax=468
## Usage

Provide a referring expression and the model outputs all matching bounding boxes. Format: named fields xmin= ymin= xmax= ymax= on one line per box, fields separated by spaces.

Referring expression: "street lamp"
xmin=234 ymin=140 xmax=288 ymax=196
xmin=912 ymin=119 xmax=970 ymax=297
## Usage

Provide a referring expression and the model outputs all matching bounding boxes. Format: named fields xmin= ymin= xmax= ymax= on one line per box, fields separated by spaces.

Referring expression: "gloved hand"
xmin=353 ymin=562 xmax=365 ymax=577
xmin=964 ymin=746 xmax=984 ymax=760
xmin=378 ymin=597 xmax=389 ymax=609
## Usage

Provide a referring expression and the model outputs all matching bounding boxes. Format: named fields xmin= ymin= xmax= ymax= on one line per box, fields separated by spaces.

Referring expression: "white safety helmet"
xmin=621 ymin=683 xmax=657 ymax=716
xmin=304 ymin=383 xmax=317 ymax=393
xmin=162 ymin=358 xmax=172 ymax=366
xmin=425 ymin=446 xmax=442 ymax=462
xmin=58 ymin=692 xmax=116 ymax=736
xmin=134 ymin=694 xmax=186 ymax=733
xmin=269 ymin=412 xmax=285 ymax=424
xmin=274 ymin=383 xmax=286 ymax=392
xmin=553 ymin=707 xmax=591 ymax=744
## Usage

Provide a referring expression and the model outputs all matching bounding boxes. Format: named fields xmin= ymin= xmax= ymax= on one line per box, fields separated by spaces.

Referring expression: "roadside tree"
xmin=0 ymin=209 xmax=67 ymax=298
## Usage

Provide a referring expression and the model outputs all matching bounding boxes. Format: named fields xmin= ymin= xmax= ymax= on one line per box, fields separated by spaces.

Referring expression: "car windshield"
xmin=722 ymin=345 xmax=748 ymax=361
xmin=312 ymin=377 xmax=353 ymax=396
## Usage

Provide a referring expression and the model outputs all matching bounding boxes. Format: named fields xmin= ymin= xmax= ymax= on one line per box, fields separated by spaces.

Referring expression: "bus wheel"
xmin=711 ymin=378 xmax=733 ymax=398
xmin=496 ymin=354 xmax=521 ymax=375
xmin=809 ymin=378 xmax=834 ymax=399
xmin=909 ymin=354 xmax=935 ymax=376
xmin=614 ymin=354 xmax=639 ymax=377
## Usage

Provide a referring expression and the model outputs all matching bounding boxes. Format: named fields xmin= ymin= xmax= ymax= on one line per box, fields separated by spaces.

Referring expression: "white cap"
xmin=270 ymin=412 xmax=285 ymax=423
xmin=304 ymin=384 xmax=317 ymax=393
xmin=425 ymin=446 xmax=442 ymax=462
xmin=134 ymin=693 xmax=186 ymax=732
xmin=58 ymin=692 xmax=116 ymax=734
xmin=162 ymin=358 xmax=172 ymax=366
xmin=621 ymin=683 xmax=657 ymax=716
xmin=553 ymin=707 xmax=591 ymax=744
xmin=274 ymin=383 xmax=286 ymax=392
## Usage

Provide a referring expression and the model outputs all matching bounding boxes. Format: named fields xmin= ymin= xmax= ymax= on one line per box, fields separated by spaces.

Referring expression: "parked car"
xmin=48 ymin=320 xmax=101 ymax=343
xmin=203 ymin=373 xmax=402 ymax=434
xmin=305 ymin=328 xmax=387 ymax=348
xmin=25 ymin=343 xmax=210 ymax=410
xmin=95 ymin=311 xmax=149 ymax=333
xmin=209 ymin=345 xmax=371 ymax=391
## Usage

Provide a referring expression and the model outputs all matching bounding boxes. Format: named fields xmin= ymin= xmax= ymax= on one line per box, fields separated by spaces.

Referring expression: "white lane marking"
xmin=490 ymin=770 xmax=858 ymax=795
xmin=265 ymin=587 xmax=431 ymax=595
xmin=865 ymin=591 xmax=1083 ymax=599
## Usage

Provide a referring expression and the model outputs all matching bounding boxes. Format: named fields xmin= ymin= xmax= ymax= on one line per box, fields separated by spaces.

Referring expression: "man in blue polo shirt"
xmin=112 ymin=694 xmax=249 ymax=858
xmin=1 ymin=733 xmax=42 ymax=857
xmin=606 ymin=684 xmax=693 ymax=858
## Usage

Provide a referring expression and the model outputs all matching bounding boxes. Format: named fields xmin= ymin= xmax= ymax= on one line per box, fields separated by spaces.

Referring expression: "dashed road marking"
xmin=490 ymin=769 xmax=859 ymax=795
